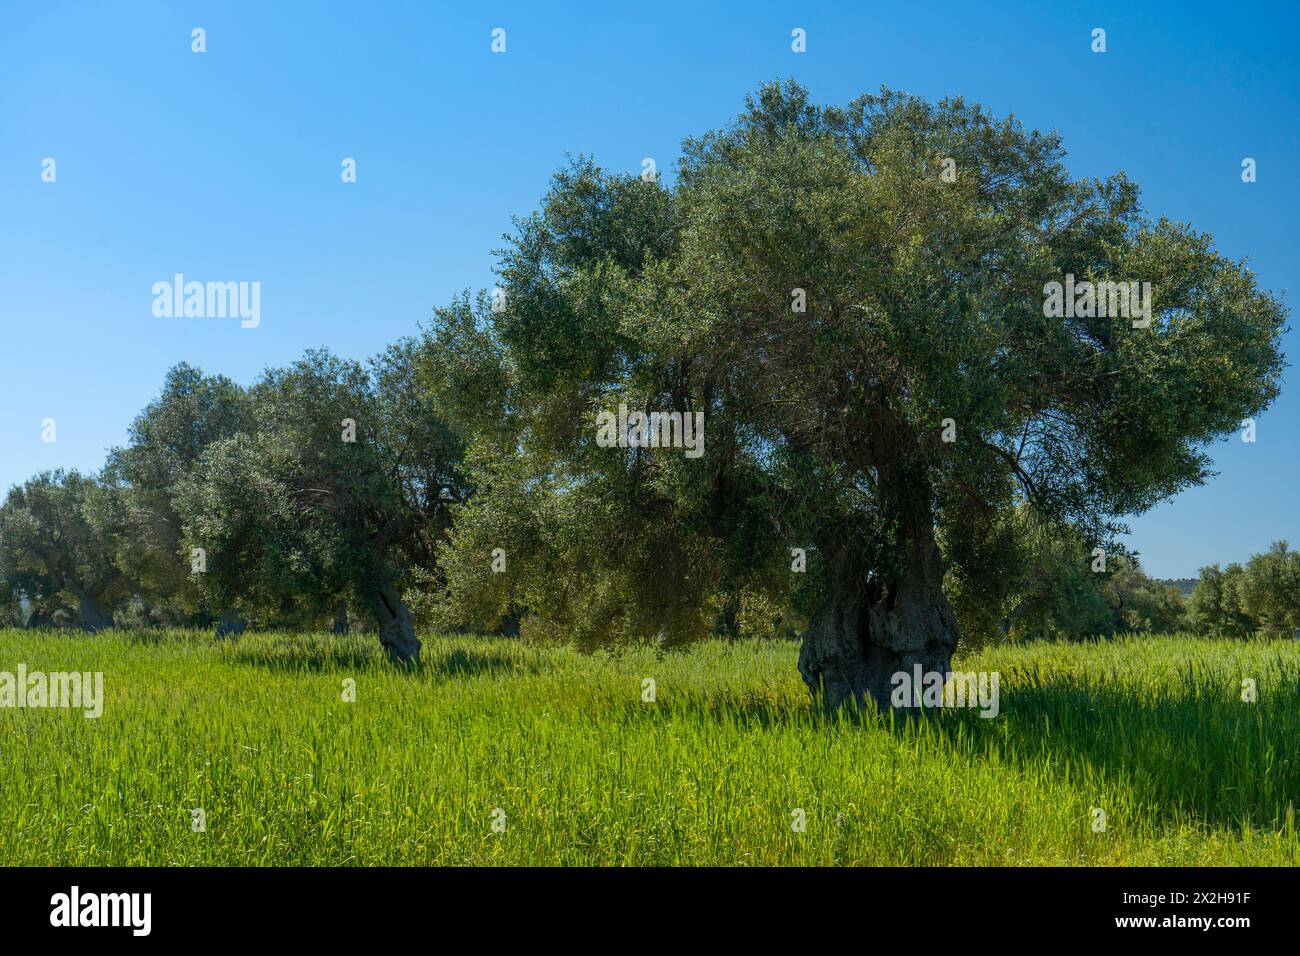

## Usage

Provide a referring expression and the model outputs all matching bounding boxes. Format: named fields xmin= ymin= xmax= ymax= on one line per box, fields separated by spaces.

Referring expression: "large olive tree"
xmin=434 ymin=81 xmax=1285 ymax=709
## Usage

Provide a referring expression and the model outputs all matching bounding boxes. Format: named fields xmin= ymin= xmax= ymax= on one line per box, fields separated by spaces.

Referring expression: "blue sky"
xmin=1 ymin=0 xmax=1296 ymax=578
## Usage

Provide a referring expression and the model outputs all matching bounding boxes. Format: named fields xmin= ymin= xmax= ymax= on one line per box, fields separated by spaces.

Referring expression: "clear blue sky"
xmin=1 ymin=0 xmax=1296 ymax=579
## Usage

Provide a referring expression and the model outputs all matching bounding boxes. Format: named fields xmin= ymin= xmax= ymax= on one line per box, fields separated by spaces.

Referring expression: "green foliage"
xmin=1239 ymin=541 xmax=1300 ymax=635
xmin=432 ymin=80 xmax=1286 ymax=649
xmin=948 ymin=507 xmax=1185 ymax=645
xmin=0 ymin=82 xmax=1286 ymax=657
xmin=0 ymin=577 xmax=23 ymax=626
xmin=173 ymin=346 xmax=466 ymax=631
xmin=0 ymin=470 xmax=131 ymax=628
xmin=105 ymin=362 xmax=254 ymax=622
xmin=1191 ymin=542 xmax=1300 ymax=636
xmin=1103 ymin=558 xmax=1189 ymax=634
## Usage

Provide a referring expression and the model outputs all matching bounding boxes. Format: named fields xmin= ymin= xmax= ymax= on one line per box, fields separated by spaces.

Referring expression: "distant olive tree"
xmin=0 ymin=470 xmax=131 ymax=630
xmin=1239 ymin=542 xmax=1300 ymax=634
xmin=1194 ymin=542 xmax=1300 ymax=636
xmin=175 ymin=346 xmax=466 ymax=663
xmin=105 ymin=362 xmax=253 ymax=625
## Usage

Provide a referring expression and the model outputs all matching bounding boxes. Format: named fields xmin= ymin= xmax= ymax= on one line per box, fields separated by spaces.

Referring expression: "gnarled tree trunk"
xmin=24 ymin=608 xmax=57 ymax=630
xmin=73 ymin=590 xmax=113 ymax=632
xmin=215 ymin=611 xmax=247 ymax=639
xmin=798 ymin=466 xmax=960 ymax=711
xmin=376 ymin=587 xmax=420 ymax=664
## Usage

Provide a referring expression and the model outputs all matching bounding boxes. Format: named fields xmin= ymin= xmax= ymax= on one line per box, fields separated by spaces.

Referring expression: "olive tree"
xmin=436 ymin=82 xmax=1286 ymax=709
xmin=176 ymin=346 xmax=466 ymax=663
xmin=105 ymin=362 xmax=253 ymax=624
xmin=0 ymin=470 xmax=131 ymax=630
xmin=1238 ymin=542 xmax=1300 ymax=635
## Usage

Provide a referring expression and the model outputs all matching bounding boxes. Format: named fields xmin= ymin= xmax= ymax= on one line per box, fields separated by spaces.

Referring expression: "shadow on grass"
xmin=425 ymin=647 xmax=543 ymax=680
xmin=223 ymin=637 xmax=544 ymax=682
xmin=629 ymin=663 xmax=1300 ymax=832
xmin=216 ymin=629 xmax=1299 ymax=832
xmin=222 ymin=641 xmax=381 ymax=673
xmin=898 ymin=664 xmax=1300 ymax=832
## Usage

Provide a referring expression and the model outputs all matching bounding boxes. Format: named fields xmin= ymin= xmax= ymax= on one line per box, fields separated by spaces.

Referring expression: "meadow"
xmin=0 ymin=628 xmax=1297 ymax=866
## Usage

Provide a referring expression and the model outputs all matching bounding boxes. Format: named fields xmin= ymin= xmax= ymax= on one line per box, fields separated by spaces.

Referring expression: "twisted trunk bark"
xmin=72 ymin=590 xmax=113 ymax=632
xmin=376 ymin=587 xmax=420 ymax=665
xmin=215 ymin=611 xmax=247 ymax=639
xmin=24 ymin=608 xmax=57 ymax=630
xmin=798 ymin=465 xmax=959 ymax=711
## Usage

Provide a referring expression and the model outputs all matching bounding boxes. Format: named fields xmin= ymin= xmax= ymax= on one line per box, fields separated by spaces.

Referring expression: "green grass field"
xmin=1 ymin=628 xmax=1297 ymax=866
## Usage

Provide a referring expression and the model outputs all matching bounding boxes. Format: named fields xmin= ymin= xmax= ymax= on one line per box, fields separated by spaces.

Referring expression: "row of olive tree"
xmin=0 ymin=343 xmax=468 ymax=664
xmin=945 ymin=507 xmax=1190 ymax=644
xmin=1 ymin=82 xmax=1288 ymax=706
xmin=1188 ymin=542 xmax=1300 ymax=636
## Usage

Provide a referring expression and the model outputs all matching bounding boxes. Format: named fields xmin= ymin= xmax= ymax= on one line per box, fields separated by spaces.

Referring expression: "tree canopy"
xmin=173 ymin=346 xmax=467 ymax=662
xmin=0 ymin=82 xmax=1287 ymax=706
xmin=431 ymin=81 xmax=1286 ymax=707
xmin=0 ymin=470 xmax=130 ymax=630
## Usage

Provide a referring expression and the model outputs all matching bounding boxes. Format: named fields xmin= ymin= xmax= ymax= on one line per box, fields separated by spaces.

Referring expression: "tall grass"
xmin=0 ymin=629 xmax=1296 ymax=865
